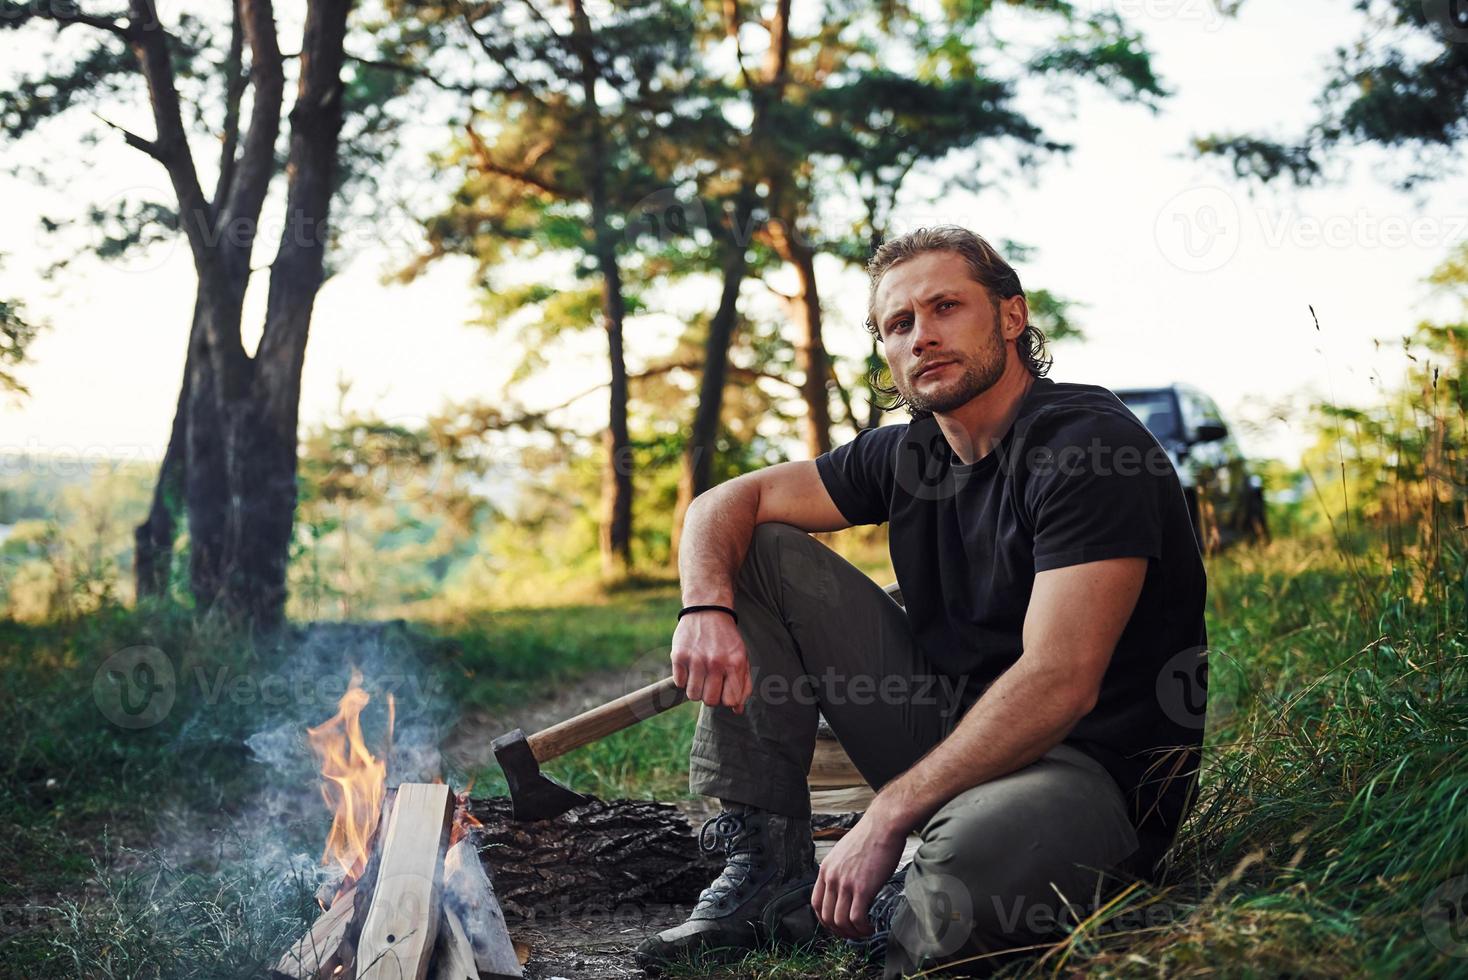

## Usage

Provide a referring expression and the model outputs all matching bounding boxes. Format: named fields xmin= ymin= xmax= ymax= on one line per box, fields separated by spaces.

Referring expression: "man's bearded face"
xmin=874 ymin=251 xmax=1012 ymax=414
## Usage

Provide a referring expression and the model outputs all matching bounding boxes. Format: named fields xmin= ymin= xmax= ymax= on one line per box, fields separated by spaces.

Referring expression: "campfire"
xmin=271 ymin=664 xmax=785 ymax=979
xmin=273 ymin=671 xmax=522 ymax=980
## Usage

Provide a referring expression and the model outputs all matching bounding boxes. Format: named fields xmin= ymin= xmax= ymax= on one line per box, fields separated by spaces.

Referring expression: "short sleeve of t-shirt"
xmin=814 ymin=424 xmax=905 ymax=526
xmin=1021 ymin=408 xmax=1168 ymax=572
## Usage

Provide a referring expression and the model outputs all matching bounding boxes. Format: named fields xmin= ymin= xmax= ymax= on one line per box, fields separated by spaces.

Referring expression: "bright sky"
xmin=2 ymin=0 xmax=1463 ymax=469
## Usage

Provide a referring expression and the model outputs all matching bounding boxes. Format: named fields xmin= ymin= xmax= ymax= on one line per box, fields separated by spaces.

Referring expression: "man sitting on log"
xmin=635 ymin=225 xmax=1209 ymax=978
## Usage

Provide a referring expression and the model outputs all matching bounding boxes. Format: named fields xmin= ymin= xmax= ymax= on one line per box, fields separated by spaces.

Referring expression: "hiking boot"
xmin=844 ymin=863 xmax=909 ymax=963
xmin=634 ymin=803 xmax=816 ymax=974
xmin=758 ymin=873 xmax=823 ymax=947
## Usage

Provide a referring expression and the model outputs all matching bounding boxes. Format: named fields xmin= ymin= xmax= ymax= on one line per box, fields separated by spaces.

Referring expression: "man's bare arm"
xmin=679 ymin=460 xmax=851 ymax=606
xmin=812 ymin=556 xmax=1148 ymax=937
xmin=671 ymin=461 xmax=851 ymax=711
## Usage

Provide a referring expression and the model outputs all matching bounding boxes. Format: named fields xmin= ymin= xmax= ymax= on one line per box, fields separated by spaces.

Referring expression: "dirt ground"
xmin=511 ymin=903 xmax=691 ymax=979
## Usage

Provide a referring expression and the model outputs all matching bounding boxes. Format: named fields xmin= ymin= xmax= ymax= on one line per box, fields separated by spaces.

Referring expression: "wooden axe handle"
xmin=526 ymin=676 xmax=688 ymax=763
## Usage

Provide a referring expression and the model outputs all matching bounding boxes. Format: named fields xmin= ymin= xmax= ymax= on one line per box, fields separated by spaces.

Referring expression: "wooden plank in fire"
xmin=355 ymin=782 xmax=454 ymax=980
xmin=432 ymin=908 xmax=479 ymax=980
xmin=443 ymin=837 xmax=522 ymax=978
xmin=271 ymin=884 xmax=358 ymax=979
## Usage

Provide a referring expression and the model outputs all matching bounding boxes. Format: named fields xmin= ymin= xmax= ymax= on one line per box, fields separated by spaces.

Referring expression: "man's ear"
xmin=1001 ymin=295 xmax=1029 ymax=340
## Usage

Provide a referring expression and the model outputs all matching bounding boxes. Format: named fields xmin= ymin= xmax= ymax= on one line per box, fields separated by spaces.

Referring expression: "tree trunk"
xmin=568 ymin=0 xmax=633 ymax=579
xmin=134 ymin=418 xmax=184 ymax=599
xmin=231 ymin=0 xmax=352 ymax=629
xmin=184 ymin=0 xmax=349 ymax=630
xmin=670 ymin=190 xmax=755 ymax=561
xmin=670 ymin=0 xmax=790 ymax=559
xmin=598 ymin=199 xmax=634 ymax=577
xmin=768 ymin=218 xmax=831 ymax=458
xmin=133 ymin=295 xmax=201 ymax=600
xmin=109 ymin=0 xmax=350 ymax=630
xmin=600 ymin=333 xmax=633 ymax=579
xmin=184 ymin=321 xmax=234 ymax=613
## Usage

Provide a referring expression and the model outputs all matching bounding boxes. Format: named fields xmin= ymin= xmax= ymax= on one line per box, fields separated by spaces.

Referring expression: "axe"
xmin=491 ymin=675 xmax=689 ymax=821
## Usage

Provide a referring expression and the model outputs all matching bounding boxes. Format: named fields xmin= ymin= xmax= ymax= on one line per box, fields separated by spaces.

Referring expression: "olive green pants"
xmin=689 ymin=522 xmax=1141 ymax=978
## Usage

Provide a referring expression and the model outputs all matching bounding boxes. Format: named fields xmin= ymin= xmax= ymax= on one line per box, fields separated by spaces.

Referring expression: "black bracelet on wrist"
xmin=678 ymin=604 xmax=739 ymax=625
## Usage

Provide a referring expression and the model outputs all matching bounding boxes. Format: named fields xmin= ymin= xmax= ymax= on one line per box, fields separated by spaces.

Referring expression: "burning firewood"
xmin=276 ymin=674 xmax=522 ymax=980
xmin=274 ymin=884 xmax=358 ymax=979
xmin=443 ymin=838 xmax=523 ymax=978
xmin=432 ymin=908 xmax=477 ymax=980
xmin=276 ymin=784 xmax=523 ymax=980
xmin=354 ymin=782 xmax=453 ymax=979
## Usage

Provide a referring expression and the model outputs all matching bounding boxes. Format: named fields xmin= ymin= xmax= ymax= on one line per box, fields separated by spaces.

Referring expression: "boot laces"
xmin=698 ymin=810 xmax=762 ymax=858
xmin=695 ymin=810 xmax=769 ymax=905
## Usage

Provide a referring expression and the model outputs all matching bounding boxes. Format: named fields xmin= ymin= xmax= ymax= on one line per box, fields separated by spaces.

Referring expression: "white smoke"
xmin=154 ymin=620 xmax=455 ymax=897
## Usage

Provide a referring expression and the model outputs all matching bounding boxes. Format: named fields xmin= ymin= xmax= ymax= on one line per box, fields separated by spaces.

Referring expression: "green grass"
xmin=31 ymin=843 xmax=321 ymax=979
xmin=430 ymin=586 xmax=682 ymax=713
xmin=0 ymin=605 xmax=297 ymax=972
xmin=1055 ymin=535 xmax=1468 ymax=978
xmin=1 ymin=533 xmax=1464 ymax=977
xmin=0 ymin=590 xmax=694 ymax=974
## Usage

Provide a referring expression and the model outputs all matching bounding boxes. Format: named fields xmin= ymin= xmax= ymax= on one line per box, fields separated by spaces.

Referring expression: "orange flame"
xmin=449 ymin=790 xmax=484 ymax=847
xmin=306 ymin=669 xmax=394 ymax=885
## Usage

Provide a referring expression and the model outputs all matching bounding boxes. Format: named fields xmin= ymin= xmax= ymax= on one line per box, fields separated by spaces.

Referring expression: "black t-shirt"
xmin=815 ymin=377 xmax=1207 ymax=855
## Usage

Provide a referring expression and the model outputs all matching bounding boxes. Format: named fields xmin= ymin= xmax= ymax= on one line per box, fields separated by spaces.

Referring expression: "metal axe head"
xmin=491 ymin=727 xmax=595 ymax=822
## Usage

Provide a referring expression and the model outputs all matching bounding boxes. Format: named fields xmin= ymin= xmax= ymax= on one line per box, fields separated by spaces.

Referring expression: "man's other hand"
xmin=670 ymin=611 xmax=753 ymax=714
xmin=811 ymin=807 xmax=907 ymax=939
